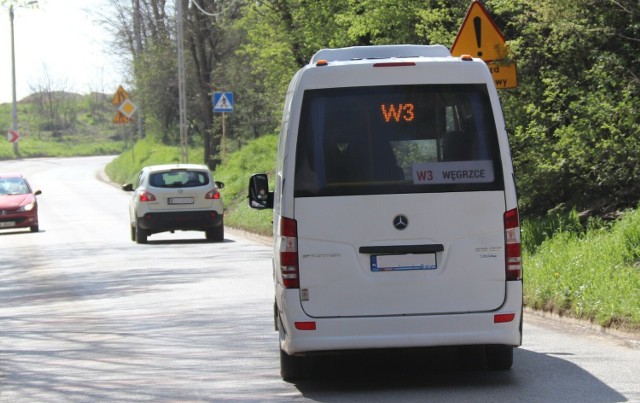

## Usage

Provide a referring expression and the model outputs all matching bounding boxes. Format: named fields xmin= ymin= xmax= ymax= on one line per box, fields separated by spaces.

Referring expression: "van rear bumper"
xmin=278 ymin=281 xmax=523 ymax=355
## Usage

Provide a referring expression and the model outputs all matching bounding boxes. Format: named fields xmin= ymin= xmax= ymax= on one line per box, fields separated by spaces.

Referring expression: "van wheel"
xmin=280 ymin=349 xmax=311 ymax=382
xmin=486 ymin=345 xmax=513 ymax=370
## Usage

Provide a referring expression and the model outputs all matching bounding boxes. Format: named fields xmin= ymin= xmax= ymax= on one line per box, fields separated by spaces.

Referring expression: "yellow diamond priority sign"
xmin=118 ymin=99 xmax=138 ymax=118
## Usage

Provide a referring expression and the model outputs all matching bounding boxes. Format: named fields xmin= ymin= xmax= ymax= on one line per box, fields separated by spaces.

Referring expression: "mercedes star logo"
xmin=393 ymin=214 xmax=408 ymax=230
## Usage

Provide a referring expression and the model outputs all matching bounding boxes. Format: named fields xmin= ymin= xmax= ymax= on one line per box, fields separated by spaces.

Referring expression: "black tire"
xmin=206 ymin=225 xmax=224 ymax=242
xmin=486 ymin=345 xmax=513 ymax=370
xmin=280 ymin=349 xmax=311 ymax=382
xmin=135 ymin=224 xmax=148 ymax=244
xmin=30 ymin=225 xmax=39 ymax=233
xmin=130 ymin=225 xmax=136 ymax=241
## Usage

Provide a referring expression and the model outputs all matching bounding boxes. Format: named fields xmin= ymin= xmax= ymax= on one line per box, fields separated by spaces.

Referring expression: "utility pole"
xmin=8 ymin=1 xmax=38 ymax=158
xmin=176 ymin=0 xmax=188 ymax=163
xmin=9 ymin=5 xmax=21 ymax=157
xmin=133 ymin=0 xmax=144 ymax=139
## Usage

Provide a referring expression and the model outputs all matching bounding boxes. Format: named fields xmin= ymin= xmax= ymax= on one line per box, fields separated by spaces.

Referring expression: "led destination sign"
xmin=380 ymin=103 xmax=415 ymax=123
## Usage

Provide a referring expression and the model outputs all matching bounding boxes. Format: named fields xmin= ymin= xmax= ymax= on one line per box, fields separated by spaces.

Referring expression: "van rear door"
xmin=292 ymin=84 xmax=508 ymax=318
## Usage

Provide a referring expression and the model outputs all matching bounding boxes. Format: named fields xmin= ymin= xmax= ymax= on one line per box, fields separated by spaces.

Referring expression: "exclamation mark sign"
xmin=473 ymin=16 xmax=482 ymax=57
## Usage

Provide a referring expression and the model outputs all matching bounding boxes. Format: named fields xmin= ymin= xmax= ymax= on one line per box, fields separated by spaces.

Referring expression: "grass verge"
xmin=523 ymin=210 xmax=640 ymax=331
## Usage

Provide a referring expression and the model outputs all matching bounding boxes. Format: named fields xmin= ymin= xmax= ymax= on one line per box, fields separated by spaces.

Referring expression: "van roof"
xmin=309 ymin=45 xmax=451 ymax=64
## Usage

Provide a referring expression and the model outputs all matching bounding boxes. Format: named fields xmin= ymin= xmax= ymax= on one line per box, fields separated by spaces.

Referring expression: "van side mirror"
xmin=215 ymin=181 xmax=225 ymax=189
xmin=122 ymin=183 xmax=134 ymax=192
xmin=248 ymin=173 xmax=273 ymax=209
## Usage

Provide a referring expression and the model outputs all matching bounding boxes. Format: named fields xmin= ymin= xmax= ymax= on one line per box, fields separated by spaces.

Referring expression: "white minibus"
xmin=248 ymin=45 xmax=523 ymax=381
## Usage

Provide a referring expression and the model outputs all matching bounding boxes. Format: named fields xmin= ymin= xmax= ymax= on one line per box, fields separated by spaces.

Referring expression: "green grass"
xmin=212 ymin=134 xmax=278 ymax=235
xmin=0 ymin=137 xmax=125 ymax=159
xmin=523 ymin=209 xmax=640 ymax=331
xmin=0 ymin=97 xmax=125 ymax=159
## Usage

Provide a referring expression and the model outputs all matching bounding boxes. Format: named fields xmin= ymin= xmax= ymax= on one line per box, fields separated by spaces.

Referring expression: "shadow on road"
xmin=294 ymin=347 xmax=625 ymax=402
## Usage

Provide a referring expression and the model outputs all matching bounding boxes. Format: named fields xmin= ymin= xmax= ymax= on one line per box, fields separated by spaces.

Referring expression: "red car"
xmin=0 ymin=173 xmax=42 ymax=233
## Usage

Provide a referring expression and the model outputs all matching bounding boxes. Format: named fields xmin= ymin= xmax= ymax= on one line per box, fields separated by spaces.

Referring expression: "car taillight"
xmin=139 ymin=191 xmax=156 ymax=202
xmin=279 ymin=216 xmax=299 ymax=289
xmin=205 ymin=189 xmax=220 ymax=199
xmin=504 ymin=208 xmax=522 ymax=281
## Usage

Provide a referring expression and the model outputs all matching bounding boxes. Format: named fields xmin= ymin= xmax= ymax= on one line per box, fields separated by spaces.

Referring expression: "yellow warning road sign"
xmin=113 ymin=110 xmax=131 ymax=124
xmin=112 ymin=85 xmax=130 ymax=105
xmin=450 ymin=0 xmax=507 ymax=62
xmin=487 ymin=61 xmax=517 ymax=89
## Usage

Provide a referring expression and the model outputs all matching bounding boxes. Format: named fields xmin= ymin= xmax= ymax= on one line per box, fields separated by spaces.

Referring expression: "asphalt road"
xmin=1 ymin=156 xmax=639 ymax=402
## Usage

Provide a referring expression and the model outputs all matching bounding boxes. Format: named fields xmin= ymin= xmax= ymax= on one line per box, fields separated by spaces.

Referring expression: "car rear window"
xmin=149 ymin=170 xmax=210 ymax=188
xmin=294 ymin=84 xmax=505 ymax=197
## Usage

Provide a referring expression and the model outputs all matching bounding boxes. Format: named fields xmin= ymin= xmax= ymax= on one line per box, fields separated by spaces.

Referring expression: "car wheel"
xmin=485 ymin=345 xmax=513 ymax=370
xmin=135 ymin=224 xmax=148 ymax=244
xmin=206 ymin=225 xmax=224 ymax=242
xmin=30 ymin=225 xmax=39 ymax=232
xmin=280 ymin=348 xmax=311 ymax=382
xmin=130 ymin=225 xmax=136 ymax=241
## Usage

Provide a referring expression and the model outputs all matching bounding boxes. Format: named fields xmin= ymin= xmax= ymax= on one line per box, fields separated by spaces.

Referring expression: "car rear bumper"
xmin=278 ymin=281 xmax=523 ymax=355
xmin=138 ymin=210 xmax=223 ymax=232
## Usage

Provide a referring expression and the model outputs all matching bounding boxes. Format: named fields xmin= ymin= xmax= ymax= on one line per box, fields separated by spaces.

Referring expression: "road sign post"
xmin=213 ymin=92 xmax=234 ymax=113
xmin=112 ymin=86 xmax=133 ymax=124
xmin=213 ymin=92 xmax=234 ymax=160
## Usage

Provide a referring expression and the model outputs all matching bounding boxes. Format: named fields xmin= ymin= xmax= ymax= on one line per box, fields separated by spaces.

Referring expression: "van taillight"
xmin=504 ymin=208 xmax=522 ymax=281
xmin=279 ymin=217 xmax=299 ymax=289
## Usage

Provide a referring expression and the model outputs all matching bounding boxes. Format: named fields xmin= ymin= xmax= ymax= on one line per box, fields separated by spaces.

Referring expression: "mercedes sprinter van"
xmin=248 ymin=45 xmax=522 ymax=381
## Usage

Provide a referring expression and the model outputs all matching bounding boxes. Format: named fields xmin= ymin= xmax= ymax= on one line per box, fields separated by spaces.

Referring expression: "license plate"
xmin=371 ymin=253 xmax=437 ymax=272
xmin=0 ymin=221 xmax=16 ymax=228
xmin=168 ymin=197 xmax=194 ymax=205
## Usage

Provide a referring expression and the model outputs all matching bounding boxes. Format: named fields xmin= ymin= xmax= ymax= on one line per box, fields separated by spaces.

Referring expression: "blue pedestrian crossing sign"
xmin=213 ymin=92 xmax=234 ymax=112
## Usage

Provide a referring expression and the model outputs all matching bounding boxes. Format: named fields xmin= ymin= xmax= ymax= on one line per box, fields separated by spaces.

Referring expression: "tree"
xmin=499 ymin=0 xmax=640 ymax=214
xmin=29 ymin=65 xmax=78 ymax=132
xmin=98 ymin=0 xmax=640 ymax=216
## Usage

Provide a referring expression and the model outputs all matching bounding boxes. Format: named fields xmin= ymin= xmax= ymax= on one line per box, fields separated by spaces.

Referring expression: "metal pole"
xmin=176 ymin=0 xmax=188 ymax=163
xmin=9 ymin=5 xmax=20 ymax=157
xmin=133 ymin=0 xmax=144 ymax=139
xmin=222 ymin=112 xmax=226 ymax=161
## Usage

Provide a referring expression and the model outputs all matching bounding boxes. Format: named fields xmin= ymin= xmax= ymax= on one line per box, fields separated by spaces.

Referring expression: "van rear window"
xmin=294 ymin=84 xmax=505 ymax=197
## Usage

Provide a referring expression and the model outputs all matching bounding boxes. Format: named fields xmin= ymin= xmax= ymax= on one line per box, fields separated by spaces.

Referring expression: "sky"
xmin=0 ymin=0 xmax=124 ymax=104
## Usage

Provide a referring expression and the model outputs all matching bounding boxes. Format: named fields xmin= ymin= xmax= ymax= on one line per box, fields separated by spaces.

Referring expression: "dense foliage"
xmin=100 ymin=0 xmax=640 ymax=217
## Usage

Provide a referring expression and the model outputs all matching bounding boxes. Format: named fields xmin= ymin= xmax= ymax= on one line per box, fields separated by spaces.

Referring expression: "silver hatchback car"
xmin=122 ymin=164 xmax=224 ymax=243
